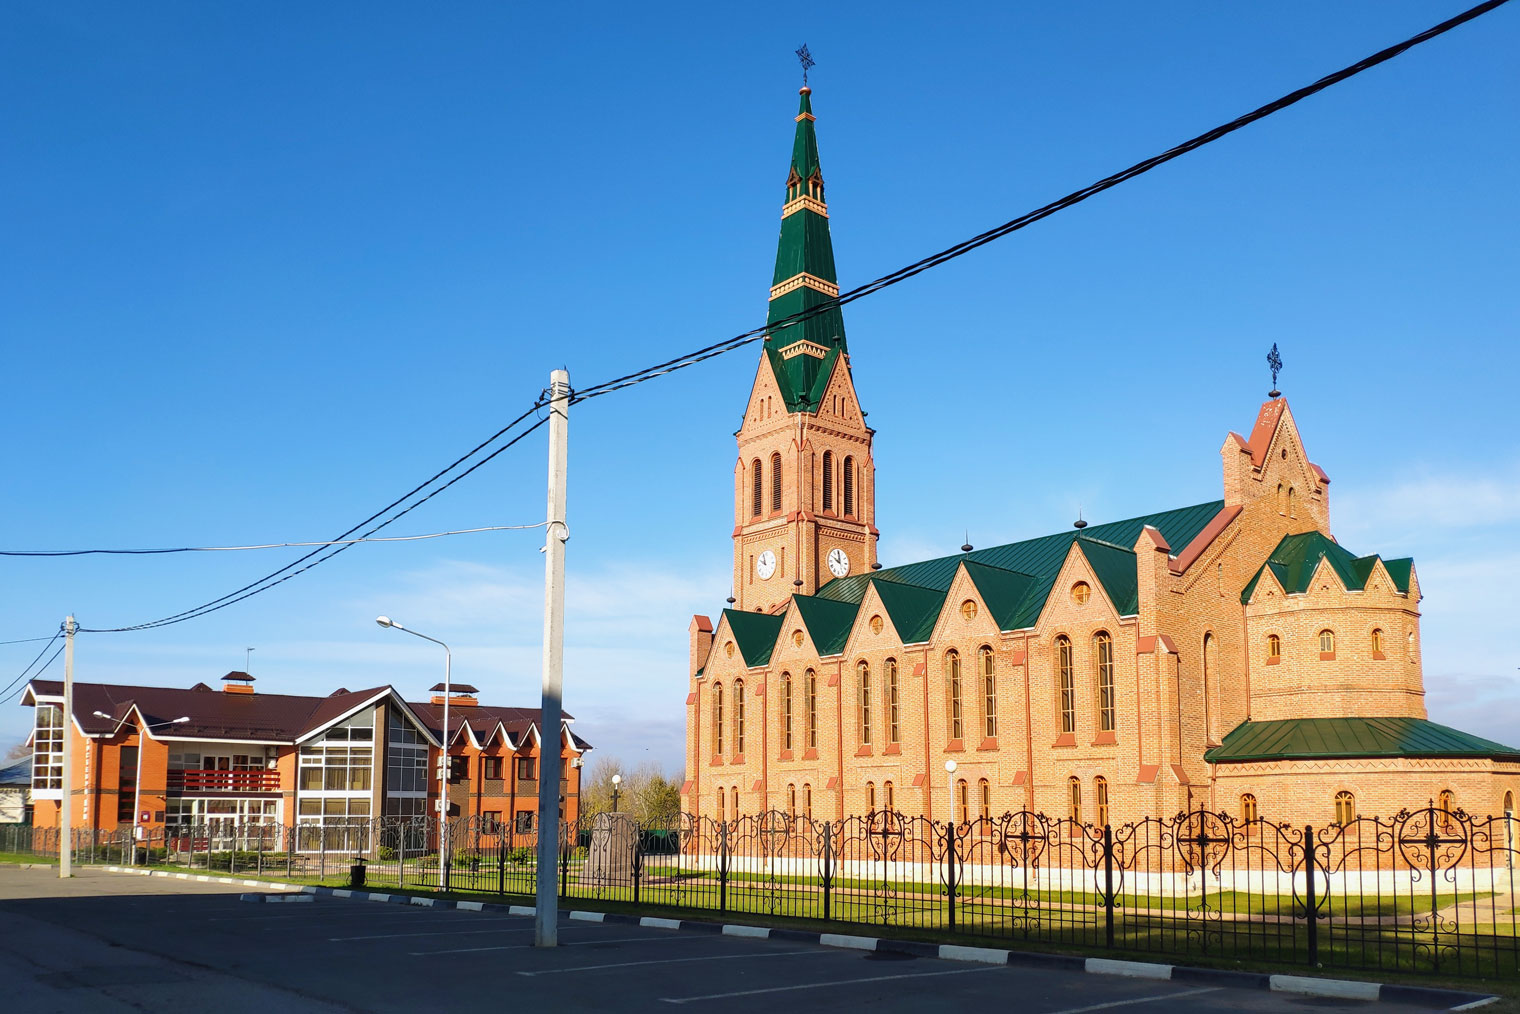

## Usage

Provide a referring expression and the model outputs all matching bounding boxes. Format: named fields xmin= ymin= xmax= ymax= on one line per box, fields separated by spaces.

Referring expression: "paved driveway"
xmin=0 ymin=867 xmax=1475 ymax=1013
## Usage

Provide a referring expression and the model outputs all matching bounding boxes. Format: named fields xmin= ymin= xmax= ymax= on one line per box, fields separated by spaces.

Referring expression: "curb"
xmin=92 ymin=867 xmax=1500 ymax=1011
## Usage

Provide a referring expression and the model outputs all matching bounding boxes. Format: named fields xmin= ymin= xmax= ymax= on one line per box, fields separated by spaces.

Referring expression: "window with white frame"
xmin=32 ymin=704 xmax=64 ymax=796
xmin=296 ymin=709 xmax=376 ymax=851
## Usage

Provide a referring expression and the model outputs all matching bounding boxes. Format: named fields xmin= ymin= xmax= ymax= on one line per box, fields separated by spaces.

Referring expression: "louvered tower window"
xmin=821 ymin=451 xmax=833 ymax=512
xmin=842 ymin=456 xmax=855 ymax=516
xmin=751 ymin=459 xmax=763 ymax=518
xmin=770 ymin=453 xmax=782 ymax=513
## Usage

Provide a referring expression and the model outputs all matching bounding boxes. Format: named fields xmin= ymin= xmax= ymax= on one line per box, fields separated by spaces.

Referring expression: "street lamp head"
xmin=611 ymin=774 xmax=622 ymax=786
xmin=93 ymin=711 xmax=112 ymax=720
xmin=171 ymin=716 xmax=190 ymax=724
xmin=944 ymin=760 xmax=958 ymax=773
xmin=375 ymin=615 xmax=396 ymax=629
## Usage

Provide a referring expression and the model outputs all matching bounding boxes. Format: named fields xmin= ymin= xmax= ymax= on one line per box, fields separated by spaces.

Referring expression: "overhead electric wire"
xmin=0 ymin=630 xmax=63 ymax=704
xmin=569 ymin=0 xmax=1510 ymax=405
xmin=4 ymin=641 xmax=67 ymax=702
xmin=0 ymin=635 xmax=61 ymax=646
xmin=48 ymin=0 xmax=1508 ymax=635
xmin=2 ymin=523 xmax=555 ymax=557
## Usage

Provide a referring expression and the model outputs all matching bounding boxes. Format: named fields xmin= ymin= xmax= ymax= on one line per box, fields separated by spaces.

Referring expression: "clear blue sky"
xmin=3 ymin=2 xmax=1516 ymax=771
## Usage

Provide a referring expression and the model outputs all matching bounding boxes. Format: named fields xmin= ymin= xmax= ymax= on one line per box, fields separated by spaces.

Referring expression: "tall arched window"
xmin=717 ymin=787 xmax=725 ymax=823
xmin=842 ymin=456 xmax=855 ymax=517
xmin=885 ymin=658 xmax=900 ymax=744
xmin=1505 ymin=790 xmax=1514 ymax=817
xmin=857 ymin=661 xmax=872 ymax=746
xmin=751 ymin=459 xmax=763 ymax=517
xmin=1241 ymin=793 xmax=1259 ymax=824
xmin=805 ymin=669 xmax=818 ymax=750
xmin=713 ymin=683 xmax=724 ymax=756
xmin=821 ymin=451 xmax=834 ymax=512
xmin=781 ymin=672 xmax=794 ymax=751
xmin=884 ymin=780 xmax=895 ymax=810
xmin=1069 ymin=776 xmax=1082 ymax=826
xmin=1202 ymin=632 xmax=1216 ymax=744
xmin=1056 ymin=636 xmax=1075 ymax=734
xmin=1287 ymin=487 xmax=1297 ymax=519
xmin=1438 ymin=789 xmax=1456 ymax=831
xmin=730 ymin=786 xmax=739 ymax=821
xmin=787 ymin=783 xmax=797 ymax=818
xmin=1277 ymin=482 xmax=1286 ymax=515
xmin=1334 ymin=791 xmax=1355 ymax=826
xmin=1319 ymin=629 xmax=1335 ymax=654
xmin=955 ymin=779 xmax=969 ymax=825
xmin=802 ymin=783 xmax=812 ymax=819
xmin=979 ymin=778 xmax=991 ymax=821
xmin=945 ymin=650 xmax=963 ymax=741
xmin=1371 ymin=628 xmax=1384 ymax=655
xmin=734 ymin=679 xmax=745 ymax=755
xmin=979 ymin=646 xmax=997 ymax=739
xmin=1095 ymin=776 xmax=1110 ymax=827
xmin=865 ymin=781 xmax=876 ymax=812
xmin=1267 ymin=634 xmax=1282 ymax=661
xmin=770 ymin=452 xmax=783 ymax=513
xmin=1094 ymin=631 xmax=1115 ymax=733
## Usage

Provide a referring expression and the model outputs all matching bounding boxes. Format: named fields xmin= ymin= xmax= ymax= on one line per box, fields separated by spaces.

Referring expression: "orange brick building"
xmin=21 ymin=671 xmax=587 ymax=845
xmin=682 ymin=85 xmax=1520 ymax=831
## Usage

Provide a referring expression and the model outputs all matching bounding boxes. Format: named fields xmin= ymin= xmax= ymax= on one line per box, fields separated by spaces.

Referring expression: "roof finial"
xmin=961 ymin=530 xmax=973 ymax=554
xmin=795 ymin=43 xmax=815 ymax=89
xmin=1267 ymin=343 xmax=1283 ymax=399
xmin=1074 ymin=506 xmax=1087 ymax=531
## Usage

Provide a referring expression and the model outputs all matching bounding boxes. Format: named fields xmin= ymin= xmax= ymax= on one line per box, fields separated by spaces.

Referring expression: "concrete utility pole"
xmin=60 ymin=616 xmax=76 ymax=879
xmin=535 ymin=369 xmax=570 ymax=947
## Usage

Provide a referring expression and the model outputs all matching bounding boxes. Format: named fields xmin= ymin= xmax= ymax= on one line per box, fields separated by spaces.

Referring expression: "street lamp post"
xmin=610 ymin=773 xmax=622 ymax=814
xmin=376 ymin=616 xmax=451 ymax=889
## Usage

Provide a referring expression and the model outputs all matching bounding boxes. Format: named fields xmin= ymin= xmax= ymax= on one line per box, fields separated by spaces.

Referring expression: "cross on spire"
xmin=1267 ymin=343 xmax=1283 ymax=398
xmin=796 ymin=43 xmax=815 ymax=86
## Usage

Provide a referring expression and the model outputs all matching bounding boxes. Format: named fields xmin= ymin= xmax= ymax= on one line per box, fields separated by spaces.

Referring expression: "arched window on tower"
xmin=781 ymin=672 xmax=794 ymax=751
xmin=843 ymin=456 xmax=855 ymax=517
xmin=980 ymin=646 xmax=997 ymax=739
xmin=1267 ymin=634 xmax=1282 ymax=662
xmin=1203 ymin=632 xmax=1216 ymax=744
xmin=884 ymin=780 xmax=895 ymax=810
xmin=1334 ymin=791 xmax=1356 ymax=826
xmin=1438 ymin=789 xmax=1456 ymax=832
xmin=1241 ymin=793 xmax=1259 ymax=832
xmin=1319 ymin=629 xmax=1335 ymax=655
xmin=1277 ymin=482 xmax=1286 ymax=516
xmin=787 ymin=783 xmax=796 ymax=818
xmin=1095 ymin=776 xmax=1110 ymax=827
xmin=802 ymin=782 xmax=813 ymax=819
xmin=885 ymin=658 xmax=900 ymax=745
xmin=712 ymin=683 xmax=724 ymax=756
xmin=770 ymin=453 xmax=783 ymax=514
xmin=1069 ymin=776 xmax=1082 ymax=828
xmin=865 ymin=780 xmax=876 ymax=813
xmin=730 ymin=785 xmax=739 ymax=821
xmin=979 ymin=778 xmax=991 ymax=821
xmin=1056 ymin=636 xmax=1075 ymax=734
xmin=857 ymin=660 xmax=871 ymax=747
xmin=955 ymin=779 xmax=968 ymax=825
xmin=1371 ymin=628 xmax=1385 ymax=657
xmin=1288 ymin=486 xmax=1297 ymax=519
xmin=821 ymin=451 xmax=834 ymax=513
xmin=751 ymin=460 xmax=763 ymax=518
xmin=946 ymin=650 xmax=963 ymax=741
xmin=1094 ymin=631 xmax=1115 ymax=733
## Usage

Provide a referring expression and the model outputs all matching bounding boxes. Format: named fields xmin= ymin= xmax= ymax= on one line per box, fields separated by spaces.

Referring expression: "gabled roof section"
xmin=870 ymin=578 xmax=947 ymax=644
xmin=960 ymin=561 xmax=1039 ymax=632
xmin=1206 ymin=717 xmax=1520 ymax=763
xmin=721 ymin=608 xmax=785 ymax=668
xmin=817 ymin=502 xmax=1222 ymax=628
xmin=791 ymin=594 xmax=860 ymax=657
xmin=1074 ymin=537 xmax=1140 ymax=616
xmin=1240 ymin=531 xmax=1412 ymax=604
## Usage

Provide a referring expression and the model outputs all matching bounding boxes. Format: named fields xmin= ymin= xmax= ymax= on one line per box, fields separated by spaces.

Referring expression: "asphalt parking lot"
xmin=0 ymin=866 xmax=1482 ymax=1013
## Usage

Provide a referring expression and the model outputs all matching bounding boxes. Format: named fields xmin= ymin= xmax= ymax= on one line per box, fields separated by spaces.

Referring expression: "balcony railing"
xmin=167 ymin=769 xmax=281 ymax=793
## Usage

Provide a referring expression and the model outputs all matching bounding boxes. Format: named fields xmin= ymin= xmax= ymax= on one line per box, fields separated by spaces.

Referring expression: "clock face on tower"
xmin=756 ymin=550 xmax=777 ymax=580
xmin=827 ymin=547 xmax=850 ymax=578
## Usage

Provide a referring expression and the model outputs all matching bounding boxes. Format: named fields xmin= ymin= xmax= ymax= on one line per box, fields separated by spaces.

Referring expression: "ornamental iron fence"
xmin=3 ymin=802 xmax=1515 ymax=978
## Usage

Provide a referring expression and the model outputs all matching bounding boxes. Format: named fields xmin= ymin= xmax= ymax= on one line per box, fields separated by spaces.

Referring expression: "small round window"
xmin=1071 ymin=581 xmax=1091 ymax=605
xmin=960 ymin=600 xmax=977 ymax=621
xmin=792 ymin=630 xmax=804 ymax=647
xmin=869 ymin=615 xmax=884 ymax=635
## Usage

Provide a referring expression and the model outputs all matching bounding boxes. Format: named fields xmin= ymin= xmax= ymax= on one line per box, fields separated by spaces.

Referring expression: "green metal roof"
xmin=763 ymin=87 xmax=847 ymax=411
xmin=1205 ymin=717 xmax=1520 ymax=763
xmin=720 ymin=609 xmax=783 ymax=668
xmin=817 ymin=501 xmax=1224 ymax=631
xmin=961 ymin=561 xmax=1038 ymax=633
xmin=791 ymin=594 xmax=860 ymax=657
xmin=1240 ymin=531 xmax=1413 ymax=605
xmin=871 ymin=578 xmax=948 ymax=644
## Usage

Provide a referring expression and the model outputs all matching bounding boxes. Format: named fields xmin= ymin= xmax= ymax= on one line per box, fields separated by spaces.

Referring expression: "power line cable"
xmin=0 ymin=635 xmax=60 ymax=646
xmin=1 ymin=523 xmax=555 ymax=557
xmin=4 ymin=640 xmax=67 ymax=703
xmin=570 ymin=0 xmax=1510 ymax=404
xmin=0 ymin=631 xmax=63 ymax=704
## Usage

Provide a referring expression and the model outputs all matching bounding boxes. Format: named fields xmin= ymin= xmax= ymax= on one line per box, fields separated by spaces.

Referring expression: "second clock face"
xmin=756 ymin=550 xmax=777 ymax=580
xmin=827 ymin=547 xmax=850 ymax=578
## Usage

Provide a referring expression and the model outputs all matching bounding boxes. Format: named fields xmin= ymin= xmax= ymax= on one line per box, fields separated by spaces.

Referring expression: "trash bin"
xmin=350 ymin=856 xmax=367 ymax=888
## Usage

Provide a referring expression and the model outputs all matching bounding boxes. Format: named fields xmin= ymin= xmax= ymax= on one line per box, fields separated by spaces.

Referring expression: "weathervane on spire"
xmin=796 ymin=43 xmax=815 ymax=86
xmin=1267 ymin=343 xmax=1283 ymax=398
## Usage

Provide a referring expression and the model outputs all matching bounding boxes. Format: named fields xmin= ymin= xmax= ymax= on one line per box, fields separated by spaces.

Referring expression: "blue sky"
xmin=3 ymin=2 xmax=1517 ymax=771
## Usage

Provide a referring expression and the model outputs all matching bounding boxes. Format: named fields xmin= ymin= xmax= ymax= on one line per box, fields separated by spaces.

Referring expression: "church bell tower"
xmin=732 ymin=85 xmax=877 ymax=614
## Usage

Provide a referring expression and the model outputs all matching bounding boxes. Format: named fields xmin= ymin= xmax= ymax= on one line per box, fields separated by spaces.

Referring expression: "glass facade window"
xmin=297 ymin=709 xmax=378 ymax=852
xmin=31 ymin=704 xmax=64 ymax=795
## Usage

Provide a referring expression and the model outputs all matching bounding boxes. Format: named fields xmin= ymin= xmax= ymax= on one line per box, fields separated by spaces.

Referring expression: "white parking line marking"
xmin=1039 ymin=989 xmax=1222 ymax=1014
xmin=517 ymin=949 xmax=821 ymax=977
xmin=413 ymin=935 xmax=698 ymax=956
xmin=659 ymin=966 xmax=999 ymax=1004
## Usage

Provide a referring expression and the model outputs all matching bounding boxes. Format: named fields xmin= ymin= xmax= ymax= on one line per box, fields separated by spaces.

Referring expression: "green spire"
xmin=763 ymin=86 xmax=847 ymax=414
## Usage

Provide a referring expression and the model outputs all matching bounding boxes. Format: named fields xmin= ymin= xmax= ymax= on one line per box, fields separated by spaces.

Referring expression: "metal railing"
xmin=3 ymin=802 xmax=1515 ymax=978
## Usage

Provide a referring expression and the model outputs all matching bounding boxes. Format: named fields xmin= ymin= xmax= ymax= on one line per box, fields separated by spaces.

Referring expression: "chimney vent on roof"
xmin=222 ymin=671 xmax=255 ymax=695
xmin=330 ymin=688 xmax=350 ymax=696
xmin=430 ymin=682 xmax=479 ymax=707
xmin=190 ymin=682 xmax=213 ymax=692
